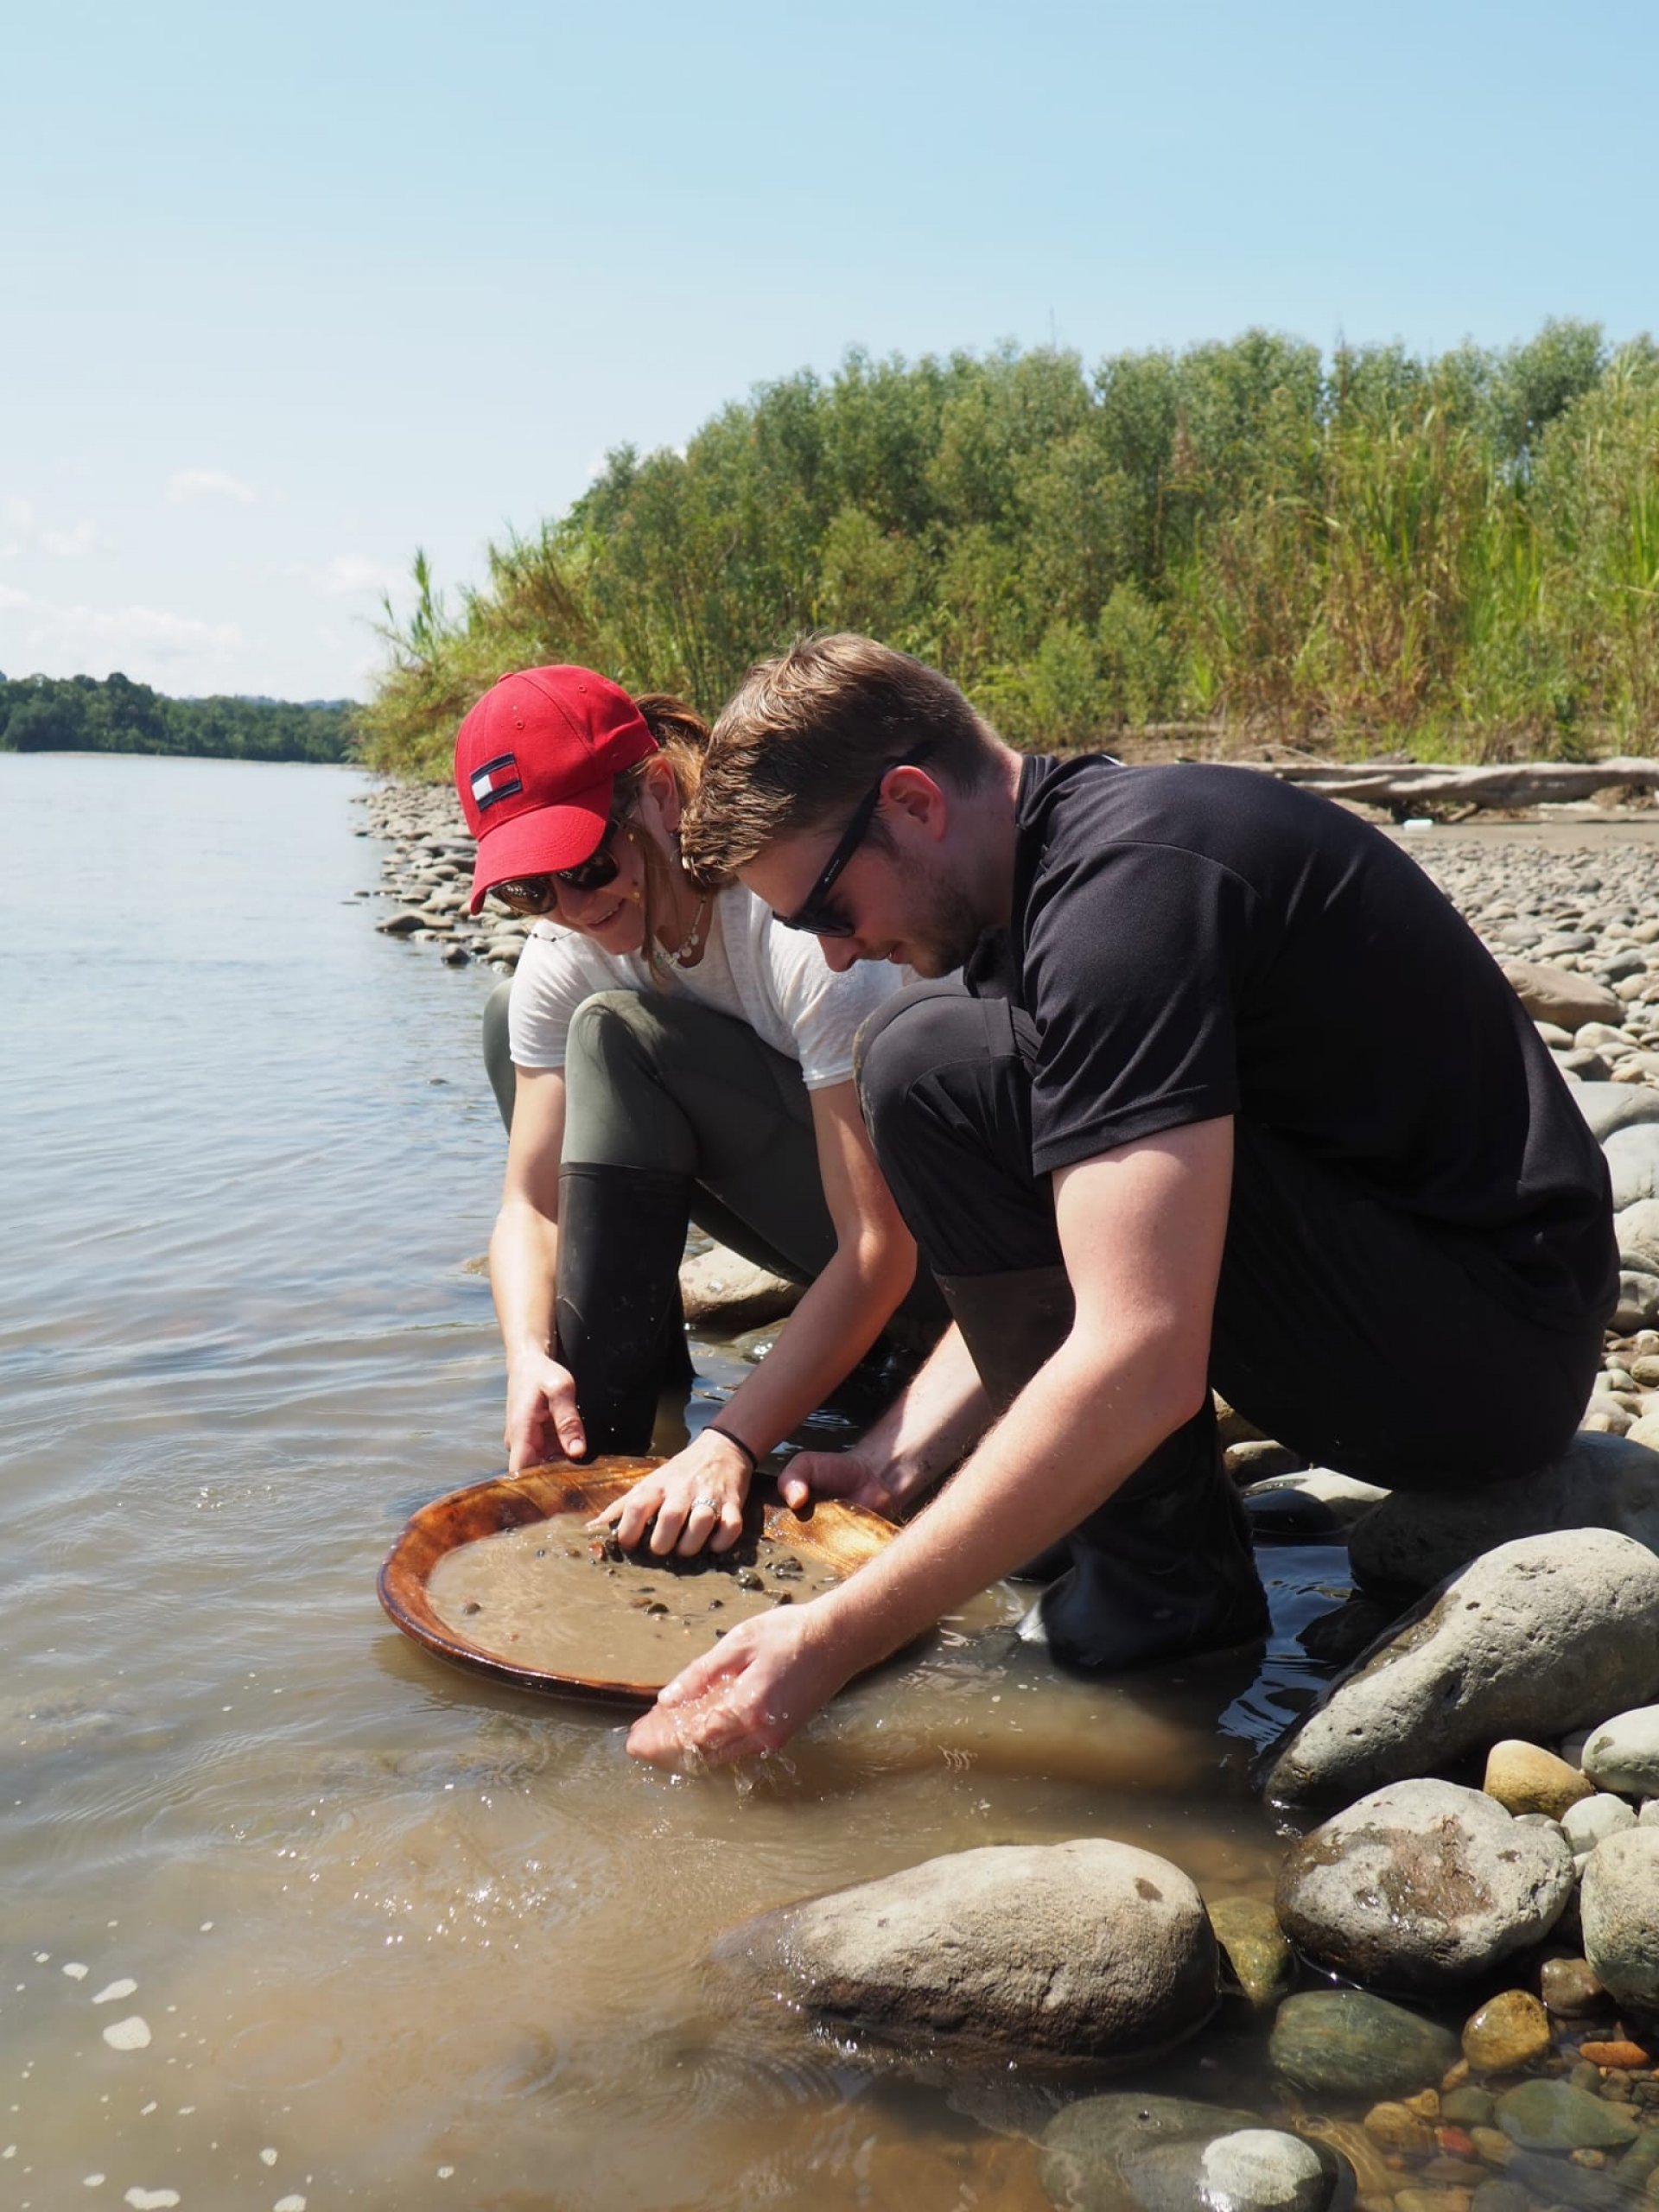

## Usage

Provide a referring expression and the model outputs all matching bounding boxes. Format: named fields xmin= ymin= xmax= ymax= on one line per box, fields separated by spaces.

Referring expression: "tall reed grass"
xmin=361 ymin=322 xmax=1659 ymax=778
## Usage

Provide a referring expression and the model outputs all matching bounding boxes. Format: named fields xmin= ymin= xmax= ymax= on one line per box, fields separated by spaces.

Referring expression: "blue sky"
xmin=4 ymin=0 xmax=1654 ymax=702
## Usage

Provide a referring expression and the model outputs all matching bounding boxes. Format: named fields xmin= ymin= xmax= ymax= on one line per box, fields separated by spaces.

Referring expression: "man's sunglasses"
xmin=778 ymin=751 xmax=929 ymax=938
xmin=492 ymin=815 xmax=629 ymax=915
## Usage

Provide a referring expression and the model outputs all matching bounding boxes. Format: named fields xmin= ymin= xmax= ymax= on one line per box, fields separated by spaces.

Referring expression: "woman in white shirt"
xmin=454 ymin=664 xmax=935 ymax=1558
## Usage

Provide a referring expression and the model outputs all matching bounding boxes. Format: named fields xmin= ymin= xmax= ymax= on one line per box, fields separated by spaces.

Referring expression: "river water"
xmin=0 ymin=753 xmax=1347 ymax=2212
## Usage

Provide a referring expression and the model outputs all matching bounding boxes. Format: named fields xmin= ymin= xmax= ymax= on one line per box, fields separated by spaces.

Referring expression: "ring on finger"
xmin=690 ymin=1495 xmax=720 ymax=1515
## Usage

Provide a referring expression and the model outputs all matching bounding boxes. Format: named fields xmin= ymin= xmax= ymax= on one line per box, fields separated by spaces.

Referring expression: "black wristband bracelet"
xmin=704 ymin=1422 xmax=758 ymax=1476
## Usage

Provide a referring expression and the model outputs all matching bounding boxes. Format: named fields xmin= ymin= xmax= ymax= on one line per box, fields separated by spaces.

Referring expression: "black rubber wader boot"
xmin=938 ymin=1267 xmax=1268 ymax=1674
xmin=555 ymin=1163 xmax=695 ymax=1457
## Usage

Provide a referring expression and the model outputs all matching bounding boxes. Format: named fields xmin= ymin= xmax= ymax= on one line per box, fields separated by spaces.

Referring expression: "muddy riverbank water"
xmin=7 ymin=752 xmax=1659 ymax=2210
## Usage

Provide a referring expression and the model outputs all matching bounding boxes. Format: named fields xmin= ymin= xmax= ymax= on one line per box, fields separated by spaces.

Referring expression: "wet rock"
xmin=1499 ymin=963 xmax=1623 ymax=1033
xmin=1467 ymin=2182 xmax=1529 ymax=2212
xmin=1583 ymin=1704 xmax=1659 ymax=1797
xmin=1122 ymin=2129 xmax=1337 ymax=2212
xmin=1274 ymin=1781 xmax=1573 ymax=1992
xmin=1264 ymin=1531 xmax=1659 ymax=1803
xmin=1361 ymin=2100 xmax=1437 ymax=2154
xmin=1268 ymin=1989 xmax=1459 ymax=2099
xmin=1483 ymin=1738 xmax=1596 ymax=1819
xmin=1440 ymin=2085 xmax=1496 ymax=2126
xmin=712 ymin=1840 xmax=1218 ymax=2062
xmin=1209 ymin=1895 xmax=1295 ymax=2009
xmin=677 ymin=1245 xmax=803 ymax=1333
xmin=1499 ymin=2151 xmax=1624 ymax=2209
xmin=1604 ymin=1121 xmax=1659 ymax=1210
xmin=1494 ymin=2077 xmax=1639 ymax=2152
xmin=1039 ymin=2098 xmax=1342 ymax=2212
xmin=1460 ymin=1989 xmax=1552 ymax=2073
xmin=1561 ymin=1792 xmax=1637 ymax=1855
xmin=1540 ymin=1955 xmax=1608 ymax=2016
xmin=1580 ymin=1828 xmax=1659 ymax=2018
xmin=1240 ymin=1471 xmax=1391 ymax=1538
xmin=376 ymin=909 xmax=428 ymax=935
xmin=1296 ymin=1594 xmax=1402 ymax=1669
xmin=1345 ymin=1431 xmax=1659 ymax=1596
xmin=1579 ymin=2037 xmax=1652 ymax=2066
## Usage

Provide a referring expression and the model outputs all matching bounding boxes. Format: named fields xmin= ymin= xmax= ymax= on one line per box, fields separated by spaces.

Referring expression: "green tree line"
xmin=0 ymin=671 xmax=358 ymax=763
xmin=363 ymin=320 xmax=1659 ymax=778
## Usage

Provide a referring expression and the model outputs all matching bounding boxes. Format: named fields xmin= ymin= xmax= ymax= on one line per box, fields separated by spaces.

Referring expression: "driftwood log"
xmin=1251 ymin=759 xmax=1659 ymax=816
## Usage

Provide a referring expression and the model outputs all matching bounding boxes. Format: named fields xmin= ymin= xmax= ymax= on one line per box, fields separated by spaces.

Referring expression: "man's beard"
xmin=901 ymin=851 xmax=986 ymax=977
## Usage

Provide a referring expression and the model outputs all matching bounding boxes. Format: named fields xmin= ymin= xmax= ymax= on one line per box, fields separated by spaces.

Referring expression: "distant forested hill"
xmin=0 ymin=672 xmax=358 ymax=762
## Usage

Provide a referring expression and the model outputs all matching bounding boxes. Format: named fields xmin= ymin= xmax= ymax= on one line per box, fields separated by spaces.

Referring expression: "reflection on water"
xmin=0 ymin=754 xmax=1351 ymax=2211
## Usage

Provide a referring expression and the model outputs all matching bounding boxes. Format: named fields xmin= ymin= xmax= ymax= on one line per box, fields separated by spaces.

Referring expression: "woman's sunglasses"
xmin=492 ymin=815 xmax=629 ymax=915
xmin=778 ymin=750 xmax=930 ymax=938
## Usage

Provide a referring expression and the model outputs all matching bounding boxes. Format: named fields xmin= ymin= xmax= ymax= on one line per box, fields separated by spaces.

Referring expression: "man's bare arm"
xmin=627 ymin=1115 xmax=1235 ymax=1766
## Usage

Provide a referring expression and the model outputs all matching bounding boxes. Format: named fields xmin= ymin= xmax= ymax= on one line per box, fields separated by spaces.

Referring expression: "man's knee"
xmin=855 ymin=982 xmax=999 ymax=1154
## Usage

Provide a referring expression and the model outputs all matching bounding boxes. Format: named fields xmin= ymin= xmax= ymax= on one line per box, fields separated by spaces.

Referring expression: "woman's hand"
xmin=586 ymin=1427 xmax=752 ymax=1557
xmin=626 ymin=1597 xmax=855 ymax=1768
xmin=504 ymin=1349 xmax=586 ymax=1472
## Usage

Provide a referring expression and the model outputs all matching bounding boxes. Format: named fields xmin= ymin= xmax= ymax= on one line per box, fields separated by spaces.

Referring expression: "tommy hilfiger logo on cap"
xmin=469 ymin=753 xmax=524 ymax=810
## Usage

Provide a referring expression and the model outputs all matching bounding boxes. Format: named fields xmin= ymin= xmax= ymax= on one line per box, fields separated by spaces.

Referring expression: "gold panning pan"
xmin=378 ymin=1455 xmax=898 ymax=1705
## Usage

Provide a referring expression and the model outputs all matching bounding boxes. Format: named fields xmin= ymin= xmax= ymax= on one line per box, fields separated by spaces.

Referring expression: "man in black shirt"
xmin=625 ymin=635 xmax=1615 ymax=1770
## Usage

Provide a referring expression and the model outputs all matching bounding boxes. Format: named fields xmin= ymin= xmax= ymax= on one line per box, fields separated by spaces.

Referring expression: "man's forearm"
xmin=858 ymin=1322 xmax=990 ymax=1498
xmin=817 ymin=1328 xmax=1202 ymax=1669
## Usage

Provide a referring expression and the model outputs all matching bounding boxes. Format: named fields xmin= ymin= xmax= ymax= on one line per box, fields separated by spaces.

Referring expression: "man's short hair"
xmin=683 ymin=633 xmax=1001 ymax=883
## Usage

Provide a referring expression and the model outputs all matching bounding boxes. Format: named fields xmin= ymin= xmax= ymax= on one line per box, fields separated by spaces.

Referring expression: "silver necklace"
xmin=652 ymin=890 xmax=710 ymax=969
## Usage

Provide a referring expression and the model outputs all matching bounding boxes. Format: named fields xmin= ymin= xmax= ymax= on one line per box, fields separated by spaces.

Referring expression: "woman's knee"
xmin=481 ymin=981 xmax=517 ymax=1134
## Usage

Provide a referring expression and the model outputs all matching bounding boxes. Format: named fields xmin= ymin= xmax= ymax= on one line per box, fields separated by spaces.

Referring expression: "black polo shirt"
xmin=964 ymin=755 xmax=1614 ymax=1325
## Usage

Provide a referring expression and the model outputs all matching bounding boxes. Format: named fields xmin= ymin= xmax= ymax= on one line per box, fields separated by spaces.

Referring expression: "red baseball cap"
xmin=454 ymin=666 xmax=658 ymax=913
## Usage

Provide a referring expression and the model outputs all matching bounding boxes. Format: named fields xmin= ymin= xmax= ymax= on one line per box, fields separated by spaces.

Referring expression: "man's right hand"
xmin=504 ymin=1351 xmax=587 ymax=1472
xmin=779 ymin=1446 xmax=936 ymax=1522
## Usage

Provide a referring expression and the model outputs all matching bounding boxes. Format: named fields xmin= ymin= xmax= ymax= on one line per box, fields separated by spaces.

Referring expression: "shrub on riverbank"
xmin=0 ymin=672 xmax=358 ymax=764
xmin=362 ymin=321 xmax=1659 ymax=779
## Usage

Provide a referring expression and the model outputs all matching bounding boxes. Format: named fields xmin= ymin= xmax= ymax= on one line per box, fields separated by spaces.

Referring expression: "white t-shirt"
xmin=506 ymin=884 xmax=913 ymax=1091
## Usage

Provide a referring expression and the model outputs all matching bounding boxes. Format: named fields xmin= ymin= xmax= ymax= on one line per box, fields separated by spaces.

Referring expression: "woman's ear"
xmin=640 ymin=757 xmax=683 ymax=835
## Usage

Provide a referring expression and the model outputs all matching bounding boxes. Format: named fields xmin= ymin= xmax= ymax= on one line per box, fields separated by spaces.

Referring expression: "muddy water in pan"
xmin=1 ymin=752 xmax=1362 ymax=2211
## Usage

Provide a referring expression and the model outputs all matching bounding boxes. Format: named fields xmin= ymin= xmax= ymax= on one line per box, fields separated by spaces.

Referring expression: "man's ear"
xmin=884 ymin=764 xmax=949 ymax=842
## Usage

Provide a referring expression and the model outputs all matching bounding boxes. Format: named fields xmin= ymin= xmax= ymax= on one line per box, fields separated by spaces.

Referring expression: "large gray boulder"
xmin=1263 ymin=1529 xmax=1659 ymax=1804
xmin=1580 ymin=1828 xmax=1659 ymax=2020
xmin=1605 ymin=1120 xmax=1659 ymax=1211
xmin=1346 ymin=1429 xmax=1659 ymax=1595
xmin=712 ymin=1840 xmax=1217 ymax=2062
xmin=1274 ymin=1780 xmax=1573 ymax=1991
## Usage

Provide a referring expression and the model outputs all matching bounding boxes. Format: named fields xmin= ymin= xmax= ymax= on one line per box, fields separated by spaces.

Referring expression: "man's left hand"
xmin=626 ymin=1599 xmax=855 ymax=1769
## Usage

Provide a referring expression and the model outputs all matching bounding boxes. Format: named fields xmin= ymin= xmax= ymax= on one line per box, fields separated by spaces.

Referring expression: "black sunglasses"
xmin=778 ymin=751 xmax=930 ymax=938
xmin=492 ymin=815 xmax=630 ymax=915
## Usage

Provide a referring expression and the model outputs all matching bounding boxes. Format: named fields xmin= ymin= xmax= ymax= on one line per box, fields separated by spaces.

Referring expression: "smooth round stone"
xmin=1462 ymin=1988 xmax=1552 ymax=2073
xmin=1195 ymin=2130 xmax=1332 ymax=2212
xmin=1540 ymin=1955 xmax=1609 ymax=2016
xmin=1361 ymin=2100 xmax=1435 ymax=2154
xmin=1040 ymin=2094 xmax=1262 ymax=2211
xmin=1440 ymin=2085 xmax=1496 ymax=2126
xmin=1484 ymin=1738 xmax=1596 ymax=1819
xmin=1494 ymin=2077 xmax=1640 ymax=2152
xmin=1580 ymin=1828 xmax=1659 ymax=2017
xmin=1208 ymin=1895 xmax=1295 ymax=2010
xmin=1466 ymin=2182 xmax=1529 ymax=2212
xmin=1562 ymin=1792 xmax=1639 ymax=1854
xmin=1268 ymin=1990 xmax=1459 ymax=2099
xmin=1583 ymin=1704 xmax=1659 ymax=1797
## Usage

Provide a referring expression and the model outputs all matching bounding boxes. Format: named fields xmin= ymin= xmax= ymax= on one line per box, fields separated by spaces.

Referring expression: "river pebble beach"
xmin=353 ymin=773 xmax=1659 ymax=2212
